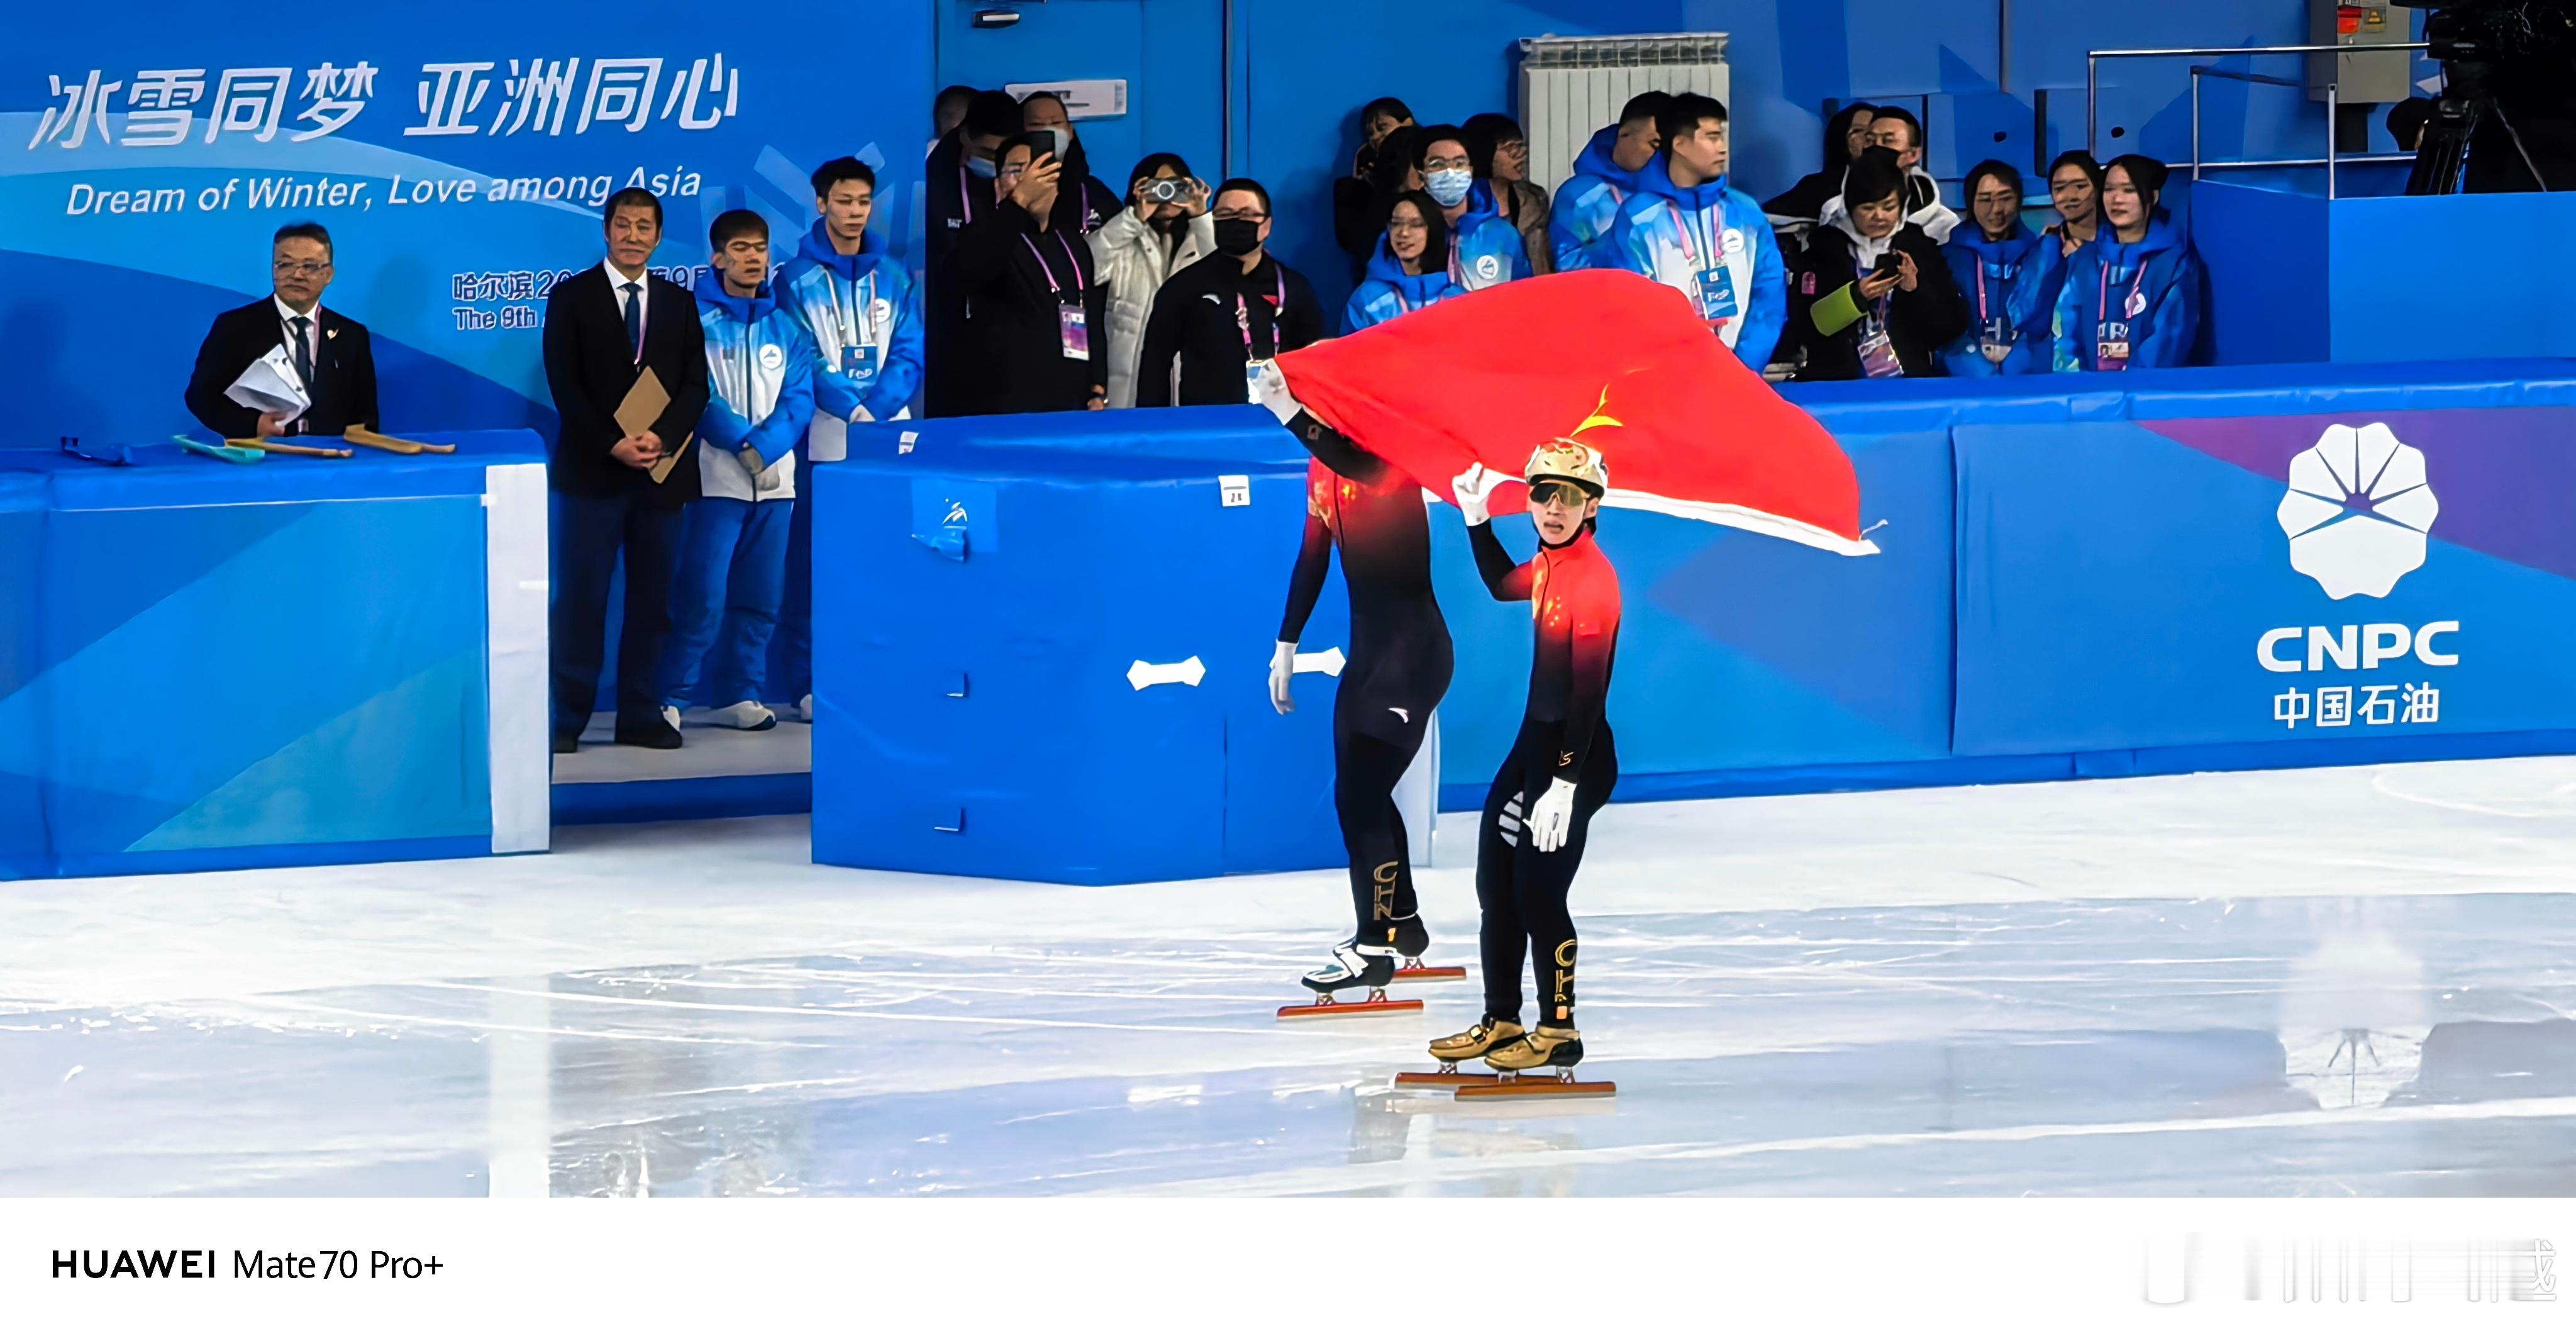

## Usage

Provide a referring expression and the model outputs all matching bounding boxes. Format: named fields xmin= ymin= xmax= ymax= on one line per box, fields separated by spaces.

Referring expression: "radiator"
xmin=1518 ymin=33 xmax=1731 ymax=196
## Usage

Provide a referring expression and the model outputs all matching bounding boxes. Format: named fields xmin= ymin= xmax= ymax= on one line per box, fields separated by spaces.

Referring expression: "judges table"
xmin=810 ymin=360 xmax=2576 ymax=886
xmin=0 ymin=432 xmax=548 ymax=879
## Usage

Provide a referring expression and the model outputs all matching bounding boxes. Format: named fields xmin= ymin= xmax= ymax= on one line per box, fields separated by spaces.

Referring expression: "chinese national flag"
xmin=1276 ymin=269 xmax=1875 ymax=554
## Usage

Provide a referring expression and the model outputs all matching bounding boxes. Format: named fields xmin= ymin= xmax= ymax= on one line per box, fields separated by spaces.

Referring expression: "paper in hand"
xmin=226 ymin=345 xmax=311 ymax=424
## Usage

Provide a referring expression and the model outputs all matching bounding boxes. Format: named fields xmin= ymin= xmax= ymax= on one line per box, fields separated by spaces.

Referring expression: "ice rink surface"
xmin=3 ymin=757 xmax=2572 ymax=1198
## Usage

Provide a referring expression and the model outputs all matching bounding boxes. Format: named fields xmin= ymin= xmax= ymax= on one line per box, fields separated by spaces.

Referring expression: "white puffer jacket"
xmin=1088 ymin=207 xmax=1216 ymax=408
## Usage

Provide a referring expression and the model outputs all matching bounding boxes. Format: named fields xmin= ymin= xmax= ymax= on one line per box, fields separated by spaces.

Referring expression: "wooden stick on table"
xmin=228 ymin=437 xmax=354 ymax=458
xmin=345 ymin=426 xmax=455 ymax=455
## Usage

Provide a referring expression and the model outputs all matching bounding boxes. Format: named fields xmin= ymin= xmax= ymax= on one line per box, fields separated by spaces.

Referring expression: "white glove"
xmin=1269 ymin=640 xmax=1297 ymax=715
xmin=851 ymin=403 xmax=875 ymax=424
xmin=1528 ymin=777 xmax=1578 ymax=852
xmin=1452 ymin=462 xmax=1494 ymax=526
xmin=1251 ymin=359 xmax=1305 ymax=426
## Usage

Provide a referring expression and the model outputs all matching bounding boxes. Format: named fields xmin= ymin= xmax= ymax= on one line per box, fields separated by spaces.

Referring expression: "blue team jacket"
xmin=1344 ymin=235 xmax=1464 ymax=332
xmin=1547 ymin=125 xmax=1650 ymax=272
xmin=1605 ymin=153 xmax=1788 ymax=369
xmin=2051 ymin=211 xmax=2202 ymax=373
xmin=1939 ymin=223 xmax=2061 ymax=377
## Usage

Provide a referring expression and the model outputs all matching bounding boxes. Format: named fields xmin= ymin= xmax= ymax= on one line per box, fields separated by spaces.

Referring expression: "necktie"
xmin=289 ymin=315 xmax=314 ymax=398
xmin=621 ymin=282 xmax=643 ymax=362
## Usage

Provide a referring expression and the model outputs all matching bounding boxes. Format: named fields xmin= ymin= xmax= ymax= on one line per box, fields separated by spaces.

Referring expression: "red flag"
xmin=1277 ymin=269 xmax=1875 ymax=554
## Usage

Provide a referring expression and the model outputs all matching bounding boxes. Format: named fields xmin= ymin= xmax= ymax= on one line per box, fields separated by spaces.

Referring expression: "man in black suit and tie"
xmin=184 ymin=221 xmax=379 ymax=438
xmin=543 ymin=187 xmax=711 ymax=754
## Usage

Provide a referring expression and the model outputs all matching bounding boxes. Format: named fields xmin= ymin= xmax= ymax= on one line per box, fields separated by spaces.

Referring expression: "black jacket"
xmin=1788 ymin=223 xmax=1965 ymax=381
xmin=924 ymin=131 xmax=976 ymax=417
xmin=184 ymin=299 xmax=379 ymax=439
xmin=1133 ymin=251 xmax=1327 ymax=408
xmin=540 ymin=264 xmax=711 ymax=503
xmin=943 ymin=198 xmax=1111 ymax=415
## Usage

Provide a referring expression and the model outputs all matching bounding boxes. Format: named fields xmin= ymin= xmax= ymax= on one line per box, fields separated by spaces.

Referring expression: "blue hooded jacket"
xmin=1445 ymin=182 xmax=1533 ymax=292
xmin=1547 ymin=125 xmax=1648 ymax=272
xmin=1343 ymin=235 xmax=1463 ymax=333
xmin=689 ymin=267 xmax=815 ymax=499
xmin=1605 ymin=152 xmax=1787 ymax=369
xmin=2052 ymin=209 xmax=2201 ymax=373
xmin=772 ymin=219 xmax=923 ymax=440
xmin=1938 ymin=223 xmax=2060 ymax=377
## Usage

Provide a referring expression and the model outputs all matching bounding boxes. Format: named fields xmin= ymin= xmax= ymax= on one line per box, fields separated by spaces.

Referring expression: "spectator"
xmin=924 ymin=90 xmax=1027 ymax=416
xmin=1763 ymin=102 xmax=1877 ymax=223
xmin=1335 ymin=97 xmax=1418 ymax=280
xmin=1550 ymin=91 xmax=1669 ymax=272
xmin=1135 ymin=177 xmax=1328 ymax=406
xmin=1838 ymin=106 xmax=1958 ymax=241
xmin=1020 ymin=91 xmax=1122 ymax=235
xmin=1789 ymin=148 xmax=1965 ymax=381
xmin=1605 ymin=92 xmax=1787 ymax=369
xmin=933 ymin=84 xmax=976 ymax=145
xmin=662 ymin=209 xmax=814 ymax=735
xmin=944 ymin=133 xmax=1109 ymax=413
xmin=1417 ymin=124 xmax=1532 ymax=292
xmin=1091 ymin=152 xmax=1216 ymax=408
xmin=2388 ymin=97 xmax=2436 ymax=152
xmin=2042 ymin=150 xmax=2104 ymax=259
xmin=1345 ymin=190 xmax=1462 ymax=332
xmin=2053 ymin=154 xmax=2201 ymax=373
xmin=1464 ymin=112 xmax=1553 ymax=275
xmin=1938 ymin=160 xmax=2057 ymax=377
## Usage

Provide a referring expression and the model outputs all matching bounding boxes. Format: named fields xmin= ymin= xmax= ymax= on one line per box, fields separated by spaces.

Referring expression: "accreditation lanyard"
xmin=833 ymin=270 xmax=879 ymax=346
xmin=2099 ymin=252 xmax=2150 ymax=331
xmin=1232 ymin=267 xmax=1289 ymax=357
xmin=1663 ymin=200 xmax=1720 ymax=269
xmin=958 ymin=163 xmax=975 ymax=225
xmin=1021 ymin=231 xmax=1089 ymax=299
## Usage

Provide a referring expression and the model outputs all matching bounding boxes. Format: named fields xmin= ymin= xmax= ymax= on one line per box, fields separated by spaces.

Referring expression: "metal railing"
xmin=2089 ymin=43 xmax=2429 ymax=199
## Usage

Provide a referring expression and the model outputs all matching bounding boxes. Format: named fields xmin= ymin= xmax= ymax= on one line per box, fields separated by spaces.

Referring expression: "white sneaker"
xmin=709 ymin=699 xmax=777 ymax=732
xmin=660 ymin=704 xmax=682 ymax=732
xmin=798 ymin=693 xmax=815 ymax=723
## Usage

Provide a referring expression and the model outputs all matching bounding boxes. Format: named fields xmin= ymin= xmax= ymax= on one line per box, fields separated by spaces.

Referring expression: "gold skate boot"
xmin=1484 ymin=1024 xmax=1584 ymax=1074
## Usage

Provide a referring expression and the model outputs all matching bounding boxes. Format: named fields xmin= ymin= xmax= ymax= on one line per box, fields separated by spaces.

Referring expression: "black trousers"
xmin=1329 ymin=616 xmax=1450 ymax=941
xmin=1476 ymin=719 xmax=1617 ymax=1027
xmin=552 ymin=487 xmax=682 ymax=737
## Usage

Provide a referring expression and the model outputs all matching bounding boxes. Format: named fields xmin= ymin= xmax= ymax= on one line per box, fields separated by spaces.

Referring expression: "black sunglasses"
xmin=1529 ymin=480 xmax=1593 ymax=508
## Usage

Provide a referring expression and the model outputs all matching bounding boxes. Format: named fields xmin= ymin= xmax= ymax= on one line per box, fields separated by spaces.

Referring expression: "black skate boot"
xmin=1380 ymin=913 xmax=1466 ymax=983
xmin=1278 ymin=939 xmax=1421 ymax=1021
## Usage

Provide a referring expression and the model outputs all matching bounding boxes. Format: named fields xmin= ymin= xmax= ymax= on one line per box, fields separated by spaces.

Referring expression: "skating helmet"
xmin=1524 ymin=440 xmax=1609 ymax=499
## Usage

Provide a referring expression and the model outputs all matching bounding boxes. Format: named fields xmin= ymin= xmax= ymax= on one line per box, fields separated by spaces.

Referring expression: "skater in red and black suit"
xmin=1432 ymin=442 xmax=1621 ymax=1076
xmin=1260 ymin=367 xmax=1455 ymax=998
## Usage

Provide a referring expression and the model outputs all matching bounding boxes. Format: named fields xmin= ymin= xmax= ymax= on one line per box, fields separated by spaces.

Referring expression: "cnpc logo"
xmin=2258 ymin=621 xmax=2459 ymax=674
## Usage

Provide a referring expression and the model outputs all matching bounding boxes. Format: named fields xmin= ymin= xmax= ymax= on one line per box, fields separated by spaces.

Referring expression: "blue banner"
xmin=1956 ymin=408 xmax=2576 ymax=755
xmin=3 ymin=7 xmax=930 ymax=447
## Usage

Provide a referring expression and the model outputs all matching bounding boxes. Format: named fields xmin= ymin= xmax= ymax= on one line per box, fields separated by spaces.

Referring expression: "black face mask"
xmin=1213 ymin=218 xmax=1262 ymax=256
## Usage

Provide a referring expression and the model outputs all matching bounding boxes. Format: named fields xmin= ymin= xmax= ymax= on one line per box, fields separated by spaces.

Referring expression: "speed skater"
xmin=1256 ymin=361 xmax=1458 ymax=1003
xmin=1429 ymin=440 xmax=1622 ymax=1080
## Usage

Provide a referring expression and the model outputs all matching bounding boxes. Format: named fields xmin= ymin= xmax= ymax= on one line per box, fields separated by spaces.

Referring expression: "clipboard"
xmin=614 ymin=366 xmax=695 ymax=484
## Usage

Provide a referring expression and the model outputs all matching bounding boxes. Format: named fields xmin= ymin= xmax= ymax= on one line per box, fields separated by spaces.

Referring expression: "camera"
xmin=2406 ymin=0 xmax=2576 ymax=192
xmin=1143 ymin=177 xmax=1196 ymax=204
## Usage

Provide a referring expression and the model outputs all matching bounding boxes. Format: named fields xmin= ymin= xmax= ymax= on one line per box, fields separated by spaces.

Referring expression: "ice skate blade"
xmin=1387 ymin=964 xmax=1467 ymax=984
xmin=1455 ymin=1078 xmax=1616 ymax=1100
xmin=1276 ymin=997 xmax=1424 ymax=1021
xmin=1394 ymin=1071 xmax=1500 ymax=1088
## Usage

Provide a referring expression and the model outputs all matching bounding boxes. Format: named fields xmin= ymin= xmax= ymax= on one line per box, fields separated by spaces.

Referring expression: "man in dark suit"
xmin=184 ymin=221 xmax=379 ymax=438
xmin=543 ymin=187 xmax=710 ymax=754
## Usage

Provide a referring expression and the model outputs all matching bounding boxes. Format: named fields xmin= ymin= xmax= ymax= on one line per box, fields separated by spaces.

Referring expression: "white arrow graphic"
xmin=1293 ymin=647 xmax=1346 ymax=677
xmin=1127 ymin=656 xmax=1208 ymax=690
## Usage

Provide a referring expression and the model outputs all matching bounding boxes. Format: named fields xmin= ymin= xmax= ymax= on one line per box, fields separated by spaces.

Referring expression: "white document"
xmin=225 ymin=343 xmax=311 ymax=425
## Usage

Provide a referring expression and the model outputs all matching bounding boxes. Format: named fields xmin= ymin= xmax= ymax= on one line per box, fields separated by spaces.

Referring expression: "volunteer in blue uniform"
xmin=1939 ymin=160 xmax=2058 ymax=377
xmin=1416 ymin=125 xmax=1531 ymax=293
xmin=775 ymin=157 xmax=923 ymax=720
xmin=1605 ymin=92 xmax=1788 ymax=370
xmin=1343 ymin=191 xmax=1462 ymax=333
xmin=2052 ymin=155 xmax=2201 ymax=373
xmin=1547 ymin=92 xmax=1668 ymax=272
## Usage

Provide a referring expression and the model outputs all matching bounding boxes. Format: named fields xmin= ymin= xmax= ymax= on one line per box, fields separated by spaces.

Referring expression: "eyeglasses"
xmin=1211 ymin=209 xmax=1269 ymax=223
xmin=272 ymin=260 xmax=330 ymax=277
xmin=1387 ymin=217 xmax=1428 ymax=233
xmin=1423 ymin=155 xmax=1472 ymax=172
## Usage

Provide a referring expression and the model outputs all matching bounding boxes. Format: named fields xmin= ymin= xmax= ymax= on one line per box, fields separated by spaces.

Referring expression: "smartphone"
xmin=1034 ymin=127 xmax=1069 ymax=160
xmin=1872 ymin=253 xmax=1904 ymax=277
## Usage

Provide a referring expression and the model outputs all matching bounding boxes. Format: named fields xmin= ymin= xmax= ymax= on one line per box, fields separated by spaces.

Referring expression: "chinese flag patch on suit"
xmin=1276 ymin=269 xmax=1875 ymax=555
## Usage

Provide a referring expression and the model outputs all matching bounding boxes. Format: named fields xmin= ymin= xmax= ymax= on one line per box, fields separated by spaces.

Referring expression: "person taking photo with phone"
xmin=943 ymin=132 xmax=1109 ymax=413
xmin=1788 ymin=147 xmax=1965 ymax=381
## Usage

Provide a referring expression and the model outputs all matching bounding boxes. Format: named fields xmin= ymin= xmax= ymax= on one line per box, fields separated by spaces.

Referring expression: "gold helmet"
xmin=1524 ymin=439 xmax=1609 ymax=499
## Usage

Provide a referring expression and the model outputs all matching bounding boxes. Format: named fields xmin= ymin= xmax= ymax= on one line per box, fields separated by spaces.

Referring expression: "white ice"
xmin=3 ymin=756 xmax=2573 ymax=1196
